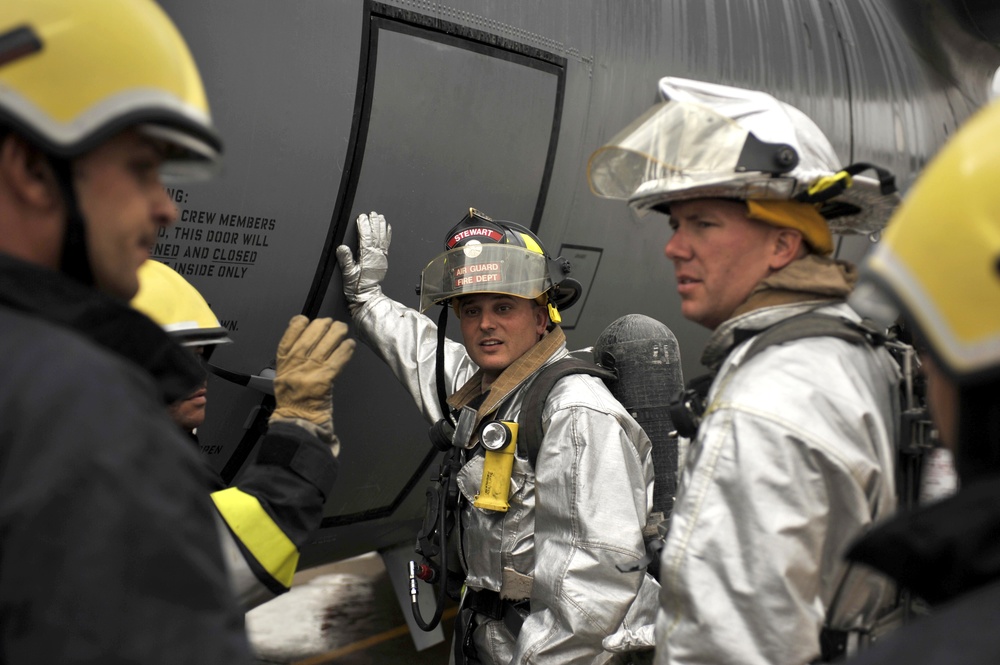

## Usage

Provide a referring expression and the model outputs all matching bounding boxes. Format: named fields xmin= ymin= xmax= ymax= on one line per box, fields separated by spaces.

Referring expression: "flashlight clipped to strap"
xmin=474 ymin=421 xmax=518 ymax=512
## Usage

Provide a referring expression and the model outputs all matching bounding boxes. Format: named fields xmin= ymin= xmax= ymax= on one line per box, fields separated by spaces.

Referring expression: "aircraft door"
xmin=304 ymin=7 xmax=566 ymax=562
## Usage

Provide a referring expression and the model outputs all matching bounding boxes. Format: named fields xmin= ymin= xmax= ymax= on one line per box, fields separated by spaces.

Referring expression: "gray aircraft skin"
xmin=154 ymin=0 xmax=999 ymax=577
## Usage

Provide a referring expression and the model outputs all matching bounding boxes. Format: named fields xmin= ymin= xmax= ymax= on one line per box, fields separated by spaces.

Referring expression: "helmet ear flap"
xmin=550 ymin=277 xmax=581 ymax=310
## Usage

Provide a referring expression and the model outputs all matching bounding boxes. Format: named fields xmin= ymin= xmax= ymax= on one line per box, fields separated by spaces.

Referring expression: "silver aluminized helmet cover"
xmin=587 ymin=77 xmax=899 ymax=234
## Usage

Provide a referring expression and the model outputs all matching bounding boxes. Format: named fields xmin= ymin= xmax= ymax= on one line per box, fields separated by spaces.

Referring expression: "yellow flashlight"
xmin=473 ymin=421 xmax=518 ymax=512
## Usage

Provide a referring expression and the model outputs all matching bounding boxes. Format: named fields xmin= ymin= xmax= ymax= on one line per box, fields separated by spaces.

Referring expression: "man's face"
xmin=169 ymin=381 xmax=208 ymax=433
xmin=664 ymin=198 xmax=782 ymax=330
xmin=73 ymin=129 xmax=177 ymax=300
xmin=458 ymin=293 xmax=548 ymax=383
xmin=168 ymin=346 xmax=208 ymax=434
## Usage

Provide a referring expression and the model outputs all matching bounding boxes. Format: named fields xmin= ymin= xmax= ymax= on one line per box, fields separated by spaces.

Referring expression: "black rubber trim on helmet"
xmin=435 ymin=304 xmax=454 ymax=425
xmin=0 ymin=25 xmax=42 ymax=68
xmin=735 ymin=133 xmax=799 ymax=175
xmin=794 ymin=162 xmax=897 ymax=209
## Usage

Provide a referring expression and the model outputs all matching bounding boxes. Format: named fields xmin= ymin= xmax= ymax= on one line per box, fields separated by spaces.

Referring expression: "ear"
xmin=0 ymin=133 xmax=61 ymax=211
xmin=534 ymin=303 xmax=549 ymax=336
xmin=769 ymin=228 xmax=806 ymax=270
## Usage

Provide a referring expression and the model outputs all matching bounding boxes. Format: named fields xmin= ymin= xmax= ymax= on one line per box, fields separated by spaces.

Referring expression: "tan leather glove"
xmin=269 ymin=316 xmax=355 ymax=446
xmin=335 ymin=211 xmax=392 ymax=313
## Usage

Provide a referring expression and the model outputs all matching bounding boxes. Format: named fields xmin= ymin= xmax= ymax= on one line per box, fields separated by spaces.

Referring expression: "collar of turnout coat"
xmin=448 ymin=326 xmax=566 ymax=430
xmin=0 ymin=253 xmax=204 ymax=404
xmin=701 ymin=255 xmax=856 ymax=370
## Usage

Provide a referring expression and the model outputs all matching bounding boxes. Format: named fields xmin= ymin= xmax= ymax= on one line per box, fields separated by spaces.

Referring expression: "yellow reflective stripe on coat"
xmin=211 ymin=487 xmax=298 ymax=588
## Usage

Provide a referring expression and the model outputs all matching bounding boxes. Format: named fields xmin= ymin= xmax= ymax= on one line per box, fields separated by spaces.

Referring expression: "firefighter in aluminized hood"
xmin=336 ymin=208 xmax=660 ymax=664
xmin=589 ymin=78 xmax=903 ymax=664
xmin=844 ymin=99 xmax=1000 ymax=665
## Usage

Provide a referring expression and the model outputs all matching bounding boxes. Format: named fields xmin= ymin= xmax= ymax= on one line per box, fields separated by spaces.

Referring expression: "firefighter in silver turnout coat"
xmin=658 ymin=293 xmax=900 ymax=664
xmin=336 ymin=210 xmax=661 ymax=664
xmin=589 ymin=78 xmax=904 ymax=664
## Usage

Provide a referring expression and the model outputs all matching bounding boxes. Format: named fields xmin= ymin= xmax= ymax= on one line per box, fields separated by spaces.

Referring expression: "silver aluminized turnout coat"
xmin=353 ymin=293 xmax=660 ymax=664
xmin=655 ymin=300 xmax=900 ymax=665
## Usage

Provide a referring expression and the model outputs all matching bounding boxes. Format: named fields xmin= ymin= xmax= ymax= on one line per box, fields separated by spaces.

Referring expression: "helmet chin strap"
xmin=48 ymin=156 xmax=95 ymax=288
xmin=435 ymin=303 xmax=455 ymax=425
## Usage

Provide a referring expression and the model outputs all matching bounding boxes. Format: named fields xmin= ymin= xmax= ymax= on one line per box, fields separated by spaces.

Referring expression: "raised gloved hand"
xmin=269 ymin=316 xmax=355 ymax=447
xmin=335 ymin=211 xmax=392 ymax=313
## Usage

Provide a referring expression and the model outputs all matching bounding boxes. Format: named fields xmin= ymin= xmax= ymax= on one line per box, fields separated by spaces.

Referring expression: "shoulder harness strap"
xmin=519 ymin=357 xmax=616 ymax=468
xmin=738 ymin=312 xmax=884 ymax=368
xmin=674 ymin=313 xmax=886 ymax=439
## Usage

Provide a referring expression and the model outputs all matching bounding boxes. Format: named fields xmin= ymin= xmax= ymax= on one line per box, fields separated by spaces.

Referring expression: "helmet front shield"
xmin=588 ymin=100 xmax=800 ymax=217
xmin=419 ymin=244 xmax=551 ymax=312
xmin=589 ymin=100 xmax=753 ymax=201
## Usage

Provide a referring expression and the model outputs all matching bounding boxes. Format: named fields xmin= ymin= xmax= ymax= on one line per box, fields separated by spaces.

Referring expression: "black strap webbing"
xmin=738 ymin=313 xmax=882 ymax=368
xmin=435 ymin=305 xmax=453 ymax=425
xmin=519 ymin=357 xmax=615 ymax=468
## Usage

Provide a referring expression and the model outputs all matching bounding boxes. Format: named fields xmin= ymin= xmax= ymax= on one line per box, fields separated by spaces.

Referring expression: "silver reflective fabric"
xmin=655 ymin=302 xmax=900 ymax=665
xmin=588 ymin=77 xmax=900 ymax=234
xmin=588 ymin=100 xmax=755 ymax=201
xmin=418 ymin=244 xmax=550 ymax=312
xmin=353 ymin=293 xmax=660 ymax=663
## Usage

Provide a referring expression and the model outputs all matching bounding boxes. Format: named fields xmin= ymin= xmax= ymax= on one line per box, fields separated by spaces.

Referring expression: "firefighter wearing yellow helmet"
xmin=131 ymin=259 xmax=355 ymax=610
xmin=133 ymin=259 xmax=229 ymax=433
xmin=842 ymin=100 xmax=1000 ymax=665
xmin=589 ymin=78 xmax=904 ymax=664
xmin=336 ymin=209 xmax=660 ymax=664
xmin=132 ymin=258 xmax=233 ymax=348
xmin=0 ymin=2 xmax=240 ymax=661
xmin=0 ymin=0 xmax=221 ymax=297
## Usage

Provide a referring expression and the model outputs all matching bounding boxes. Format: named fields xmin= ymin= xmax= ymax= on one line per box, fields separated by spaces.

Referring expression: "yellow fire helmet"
xmin=131 ymin=260 xmax=232 ymax=347
xmin=853 ymin=100 xmax=1000 ymax=385
xmin=0 ymin=0 xmax=221 ymax=180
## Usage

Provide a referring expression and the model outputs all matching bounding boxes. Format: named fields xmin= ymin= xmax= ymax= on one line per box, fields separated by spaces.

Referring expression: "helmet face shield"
xmin=588 ymin=100 xmax=768 ymax=204
xmin=419 ymin=244 xmax=551 ymax=312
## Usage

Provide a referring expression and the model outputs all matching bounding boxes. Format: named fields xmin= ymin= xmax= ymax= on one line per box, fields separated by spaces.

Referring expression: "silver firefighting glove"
xmin=335 ymin=211 xmax=392 ymax=313
xmin=269 ymin=316 xmax=355 ymax=453
xmin=603 ymin=623 xmax=655 ymax=655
